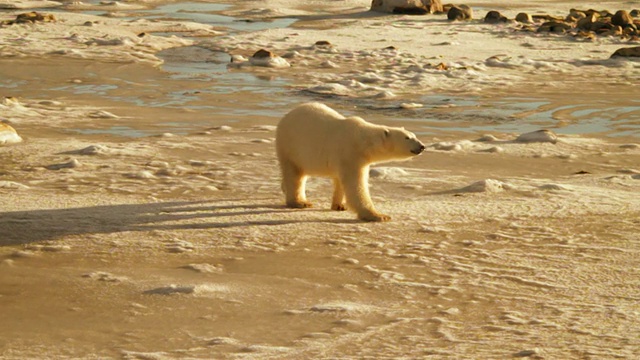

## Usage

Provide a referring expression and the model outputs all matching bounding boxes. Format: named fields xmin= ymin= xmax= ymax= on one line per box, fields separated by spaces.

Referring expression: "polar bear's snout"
xmin=411 ymin=141 xmax=426 ymax=155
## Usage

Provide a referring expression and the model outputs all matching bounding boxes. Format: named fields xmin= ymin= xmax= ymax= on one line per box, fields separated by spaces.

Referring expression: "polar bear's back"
xmin=276 ymin=103 xmax=357 ymax=175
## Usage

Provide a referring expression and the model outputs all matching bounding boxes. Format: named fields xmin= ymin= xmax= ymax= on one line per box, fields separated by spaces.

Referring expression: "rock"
xmin=0 ymin=123 xmax=22 ymax=145
xmin=370 ymin=0 xmax=443 ymax=14
xmin=475 ymin=134 xmax=499 ymax=142
xmin=611 ymin=10 xmax=634 ymax=27
xmin=576 ymin=13 xmax=598 ymax=31
xmin=630 ymin=9 xmax=640 ymax=17
xmin=611 ymin=46 xmax=640 ymax=58
xmin=591 ymin=21 xmax=615 ymax=33
xmin=566 ymin=10 xmax=586 ymax=23
xmin=248 ymin=49 xmax=290 ymax=68
xmin=513 ymin=349 xmax=541 ymax=357
xmin=314 ymin=40 xmax=332 ymax=47
xmin=447 ymin=4 xmax=472 ymax=21
xmin=514 ymin=129 xmax=558 ymax=144
xmin=2 ymin=11 xmax=55 ymax=25
xmin=537 ymin=21 xmax=572 ymax=33
xmin=252 ymin=49 xmax=275 ymax=59
xmin=45 ymin=158 xmax=81 ymax=170
xmin=515 ymin=12 xmax=533 ymax=23
xmin=484 ymin=10 xmax=508 ymax=24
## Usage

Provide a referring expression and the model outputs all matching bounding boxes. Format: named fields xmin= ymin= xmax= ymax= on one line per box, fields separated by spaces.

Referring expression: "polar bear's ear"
xmin=384 ymin=129 xmax=390 ymax=137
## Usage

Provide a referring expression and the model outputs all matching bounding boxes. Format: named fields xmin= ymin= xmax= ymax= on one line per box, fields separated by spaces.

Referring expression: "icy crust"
xmin=202 ymin=12 xmax=640 ymax=96
xmin=0 ymin=11 xmax=219 ymax=65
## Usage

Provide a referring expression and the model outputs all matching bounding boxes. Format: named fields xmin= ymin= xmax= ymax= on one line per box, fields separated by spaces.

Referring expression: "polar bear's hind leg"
xmin=280 ymin=159 xmax=312 ymax=208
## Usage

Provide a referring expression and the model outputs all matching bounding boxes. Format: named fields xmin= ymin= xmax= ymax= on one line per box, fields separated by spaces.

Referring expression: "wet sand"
xmin=1 ymin=0 xmax=640 ymax=359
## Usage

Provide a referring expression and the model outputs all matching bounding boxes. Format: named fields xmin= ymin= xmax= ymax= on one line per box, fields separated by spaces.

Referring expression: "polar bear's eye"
xmin=405 ymin=136 xmax=410 ymax=140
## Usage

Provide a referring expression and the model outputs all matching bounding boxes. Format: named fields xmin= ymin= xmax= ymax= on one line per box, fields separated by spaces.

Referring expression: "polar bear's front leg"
xmin=280 ymin=160 xmax=312 ymax=208
xmin=331 ymin=178 xmax=346 ymax=211
xmin=340 ymin=165 xmax=390 ymax=222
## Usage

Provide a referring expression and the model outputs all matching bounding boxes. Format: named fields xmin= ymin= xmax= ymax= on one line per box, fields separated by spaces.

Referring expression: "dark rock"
xmin=484 ymin=11 xmax=508 ymax=24
xmin=371 ymin=0 xmax=444 ymax=14
xmin=630 ymin=9 xmax=639 ymax=17
xmin=592 ymin=21 xmax=615 ymax=33
xmin=611 ymin=45 xmax=640 ymax=58
xmin=532 ymin=14 xmax=564 ymax=22
xmin=566 ymin=10 xmax=586 ymax=23
xmin=392 ymin=6 xmax=428 ymax=15
xmin=582 ymin=9 xmax=601 ymax=17
xmin=252 ymin=49 xmax=276 ymax=59
xmin=611 ymin=10 xmax=634 ymax=27
xmin=576 ymin=13 xmax=598 ymax=30
xmin=515 ymin=12 xmax=533 ymax=23
xmin=537 ymin=21 xmax=572 ymax=33
xmin=573 ymin=30 xmax=596 ymax=41
xmin=447 ymin=4 xmax=472 ymax=21
xmin=314 ymin=40 xmax=332 ymax=47
xmin=3 ymin=11 xmax=56 ymax=25
xmin=599 ymin=9 xmax=614 ymax=18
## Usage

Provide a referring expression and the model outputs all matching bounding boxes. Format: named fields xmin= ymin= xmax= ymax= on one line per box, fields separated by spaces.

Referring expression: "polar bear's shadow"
xmin=156 ymin=201 xmax=362 ymax=230
xmin=0 ymin=199 xmax=360 ymax=245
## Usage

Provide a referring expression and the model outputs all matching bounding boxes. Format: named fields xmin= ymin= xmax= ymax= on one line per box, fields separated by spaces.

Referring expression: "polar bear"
xmin=275 ymin=102 xmax=425 ymax=222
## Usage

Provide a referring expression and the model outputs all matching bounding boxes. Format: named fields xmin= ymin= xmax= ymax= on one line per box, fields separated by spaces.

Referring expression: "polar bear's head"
xmin=377 ymin=126 xmax=425 ymax=162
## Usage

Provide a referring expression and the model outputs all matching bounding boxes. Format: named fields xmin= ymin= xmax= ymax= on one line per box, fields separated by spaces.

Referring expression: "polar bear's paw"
xmin=286 ymin=200 xmax=313 ymax=209
xmin=359 ymin=212 xmax=391 ymax=222
xmin=331 ymin=203 xmax=347 ymax=211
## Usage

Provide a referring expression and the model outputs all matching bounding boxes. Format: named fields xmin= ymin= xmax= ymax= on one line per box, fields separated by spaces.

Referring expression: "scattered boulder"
xmin=370 ymin=0 xmax=443 ymax=14
xmin=611 ymin=46 xmax=640 ymax=58
xmin=2 ymin=11 xmax=55 ymax=25
xmin=45 ymin=158 xmax=81 ymax=170
xmin=0 ymin=123 xmax=22 ymax=145
xmin=576 ymin=13 xmax=598 ymax=30
xmin=248 ymin=49 xmax=290 ymax=68
xmin=515 ymin=12 xmax=533 ymax=23
xmin=532 ymin=14 xmax=564 ymax=22
xmin=484 ymin=10 xmax=509 ymax=24
xmin=314 ymin=40 xmax=332 ymax=47
xmin=537 ymin=21 xmax=572 ymax=33
xmin=566 ymin=10 xmax=586 ymax=23
xmin=611 ymin=10 xmax=634 ymax=27
xmin=447 ymin=4 xmax=473 ymax=21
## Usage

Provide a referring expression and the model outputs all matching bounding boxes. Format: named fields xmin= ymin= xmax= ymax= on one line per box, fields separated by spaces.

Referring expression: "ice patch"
xmin=538 ymin=184 xmax=572 ymax=191
xmin=431 ymin=140 xmax=476 ymax=151
xmin=515 ymin=130 xmax=558 ymax=144
xmin=88 ymin=110 xmax=119 ymax=119
xmin=66 ymin=144 xmax=110 ymax=155
xmin=45 ymin=158 xmax=81 ymax=170
xmin=310 ymin=302 xmax=374 ymax=313
xmin=459 ymin=179 xmax=514 ymax=193
xmin=180 ymin=263 xmax=223 ymax=273
xmin=124 ymin=170 xmax=156 ymax=179
xmin=82 ymin=271 xmax=127 ymax=282
xmin=0 ymin=181 xmax=29 ymax=189
xmin=143 ymin=284 xmax=229 ymax=295
xmin=0 ymin=123 xmax=22 ymax=145
xmin=369 ymin=167 xmax=409 ymax=179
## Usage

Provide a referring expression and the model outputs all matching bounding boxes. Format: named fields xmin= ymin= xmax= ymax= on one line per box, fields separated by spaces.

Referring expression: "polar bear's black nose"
xmin=412 ymin=144 xmax=425 ymax=155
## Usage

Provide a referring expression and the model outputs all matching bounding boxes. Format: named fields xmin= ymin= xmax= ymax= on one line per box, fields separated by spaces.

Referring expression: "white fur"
xmin=275 ymin=102 xmax=425 ymax=222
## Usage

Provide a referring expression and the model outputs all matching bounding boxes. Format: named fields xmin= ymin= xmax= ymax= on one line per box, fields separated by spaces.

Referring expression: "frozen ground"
xmin=1 ymin=0 xmax=639 ymax=358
